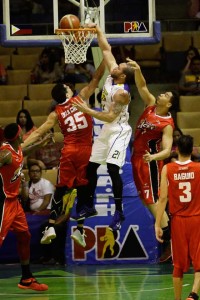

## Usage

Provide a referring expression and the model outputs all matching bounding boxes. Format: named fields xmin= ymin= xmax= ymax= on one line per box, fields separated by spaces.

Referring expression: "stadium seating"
xmin=179 ymin=96 xmax=200 ymax=112
xmin=0 ymin=85 xmax=27 ymax=100
xmin=0 ymin=54 xmax=11 ymax=69
xmin=28 ymin=84 xmax=55 ymax=100
xmin=177 ymin=112 xmax=200 ymax=129
xmin=11 ymin=54 xmax=39 ymax=70
xmin=23 ymin=100 xmax=52 ymax=116
xmin=181 ymin=128 xmax=200 ymax=146
xmin=16 ymin=47 xmax=44 ymax=55
xmin=0 ymin=101 xmax=22 ymax=117
xmin=7 ymin=70 xmax=31 ymax=85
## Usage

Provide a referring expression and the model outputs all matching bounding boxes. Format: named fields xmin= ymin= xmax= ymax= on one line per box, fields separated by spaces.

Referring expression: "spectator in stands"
xmin=164 ymin=127 xmax=200 ymax=163
xmin=27 ymin=129 xmax=64 ymax=170
xmin=0 ymin=62 xmax=8 ymax=85
xmin=182 ymin=46 xmax=200 ymax=74
xmin=16 ymin=109 xmax=37 ymax=169
xmin=20 ymin=162 xmax=66 ymax=265
xmin=20 ymin=163 xmax=54 ymax=213
xmin=63 ymin=63 xmax=92 ymax=84
xmin=16 ymin=109 xmax=37 ymax=141
xmin=187 ymin=0 xmax=200 ymax=18
xmin=31 ymin=48 xmax=64 ymax=84
xmin=178 ymin=55 xmax=200 ymax=95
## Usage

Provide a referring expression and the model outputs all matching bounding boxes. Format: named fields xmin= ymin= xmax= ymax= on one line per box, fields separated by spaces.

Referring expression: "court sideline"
xmin=0 ymin=263 xmax=194 ymax=300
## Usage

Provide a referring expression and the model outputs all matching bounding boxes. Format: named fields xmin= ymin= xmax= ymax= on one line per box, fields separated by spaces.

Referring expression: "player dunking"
xmin=0 ymin=123 xmax=48 ymax=291
xmin=155 ymin=135 xmax=200 ymax=300
xmin=71 ymin=23 xmax=135 ymax=247
xmin=22 ymin=61 xmax=105 ymax=245
xmin=127 ymin=59 xmax=175 ymax=262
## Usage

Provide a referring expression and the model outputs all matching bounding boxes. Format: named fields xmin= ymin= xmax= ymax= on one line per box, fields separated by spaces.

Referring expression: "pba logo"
xmin=71 ymin=225 xmax=149 ymax=261
xmin=124 ymin=21 xmax=147 ymax=33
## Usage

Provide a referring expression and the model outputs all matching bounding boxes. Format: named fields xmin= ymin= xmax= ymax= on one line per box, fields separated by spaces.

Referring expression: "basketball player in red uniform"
xmin=22 ymin=61 xmax=105 ymax=246
xmin=127 ymin=59 xmax=175 ymax=262
xmin=155 ymin=134 xmax=200 ymax=300
xmin=0 ymin=123 xmax=48 ymax=291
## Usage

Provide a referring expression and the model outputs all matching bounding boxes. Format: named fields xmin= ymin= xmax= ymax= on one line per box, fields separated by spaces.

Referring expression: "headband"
xmin=5 ymin=125 xmax=22 ymax=141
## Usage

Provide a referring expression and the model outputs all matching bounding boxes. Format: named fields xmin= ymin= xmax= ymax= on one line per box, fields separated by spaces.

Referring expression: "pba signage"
xmin=66 ymin=117 xmax=159 ymax=265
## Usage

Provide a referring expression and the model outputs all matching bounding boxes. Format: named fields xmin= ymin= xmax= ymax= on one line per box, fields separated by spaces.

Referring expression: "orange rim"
xmin=55 ymin=28 xmax=97 ymax=34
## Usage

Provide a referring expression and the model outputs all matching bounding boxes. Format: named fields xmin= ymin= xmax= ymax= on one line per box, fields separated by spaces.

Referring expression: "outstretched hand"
xmin=72 ymin=97 xmax=89 ymax=113
xmin=126 ymin=57 xmax=140 ymax=70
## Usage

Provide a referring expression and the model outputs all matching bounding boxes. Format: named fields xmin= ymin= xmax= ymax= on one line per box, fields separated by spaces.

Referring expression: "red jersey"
xmin=133 ymin=105 xmax=174 ymax=155
xmin=0 ymin=143 xmax=23 ymax=199
xmin=167 ymin=160 xmax=200 ymax=216
xmin=55 ymin=96 xmax=93 ymax=146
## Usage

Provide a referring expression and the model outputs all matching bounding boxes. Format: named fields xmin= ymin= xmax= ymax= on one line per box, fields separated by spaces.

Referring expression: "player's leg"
xmin=186 ymin=272 xmax=200 ymax=300
xmin=70 ymin=160 xmax=101 ymax=246
xmin=13 ymin=201 xmax=48 ymax=291
xmin=41 ymin=186 xmax=67 ymax=244
xmin=71 ymin=161 xmax=100 ymax=220
xmin=107 ymin=162 xmax=125 ymax=231
xmin=186 ymin=216 xmax=200 ymax=300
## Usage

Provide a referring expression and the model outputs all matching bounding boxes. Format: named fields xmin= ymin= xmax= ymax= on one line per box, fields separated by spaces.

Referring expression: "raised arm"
xmin=78 ymin=60 xmax=105 ymax=101
xmin=155 ymin=165 xmax=168 ymax=243
xmin=73 ymin=88 xmax=129 ymax=123
xmin=87 ymin=23 xmax=118 ymax=72
xmin=22 ymin=111 xmax=58 ymax=149
xmin=126 ymin=58 xmax=155 ymax=106
xmin=143 ymin=124 xmax=173 ymax=162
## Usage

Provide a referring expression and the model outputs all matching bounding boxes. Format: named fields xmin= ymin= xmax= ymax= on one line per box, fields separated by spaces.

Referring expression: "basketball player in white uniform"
xmin=70 ymin=23 xmax=135 ymax=247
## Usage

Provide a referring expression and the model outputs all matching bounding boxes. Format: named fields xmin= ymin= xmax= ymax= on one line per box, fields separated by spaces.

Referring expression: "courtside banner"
xmin=65 ymin=117 xmax=159 ymax=265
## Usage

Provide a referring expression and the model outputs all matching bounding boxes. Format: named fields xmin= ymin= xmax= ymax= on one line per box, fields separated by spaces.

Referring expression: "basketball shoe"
xmin=186 ymin=292 xmax=199 ymax=300
xmin=109 ymin=210 xmax=125 ymax=231
xmin=70 ymin=206 xmax=98 ymax=221
xmin=40 ymin=226 xmax=56 ymax=244
xmin=18 ymin=277 xmax=48 ymax=291
xmin=71 ymin=229 xmax=86 ymax=247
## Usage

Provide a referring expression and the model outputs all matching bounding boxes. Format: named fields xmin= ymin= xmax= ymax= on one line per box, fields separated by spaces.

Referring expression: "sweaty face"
xmin=156 ymin=91 xmax=173 ymax=107
xmin=64 ymin=85 xmax=73 ymax=99
xmin=110 ymin=63 xmax=127 ymax=79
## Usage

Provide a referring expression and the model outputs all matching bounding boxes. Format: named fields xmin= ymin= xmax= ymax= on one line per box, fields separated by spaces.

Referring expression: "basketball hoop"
xmin=55 ymin=28 xmax=96 ymax=64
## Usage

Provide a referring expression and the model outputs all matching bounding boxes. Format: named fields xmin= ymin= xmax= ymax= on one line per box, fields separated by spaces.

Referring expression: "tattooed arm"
xmin=72 ymin=89 xmax=129 ymax=123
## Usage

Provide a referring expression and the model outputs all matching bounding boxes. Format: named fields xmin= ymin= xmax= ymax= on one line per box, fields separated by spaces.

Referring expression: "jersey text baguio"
xmin=0 ymin=143 xmax=23 ymax=199
xmin=167 ymin=160 xmax=200 ymax=216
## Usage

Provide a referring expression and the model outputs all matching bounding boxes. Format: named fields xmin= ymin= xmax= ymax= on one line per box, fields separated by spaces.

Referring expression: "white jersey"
xmin=101 ymin=75 xmax=131 ymax=124
xmin=90 ymin=75 xmax=132 ymax=167
xmin=29 ymin=178 xmax=54 ymax=211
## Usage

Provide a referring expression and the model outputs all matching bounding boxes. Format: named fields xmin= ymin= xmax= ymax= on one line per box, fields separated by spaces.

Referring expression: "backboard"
xmin=0 ymin=0 xmax=161 ymax=47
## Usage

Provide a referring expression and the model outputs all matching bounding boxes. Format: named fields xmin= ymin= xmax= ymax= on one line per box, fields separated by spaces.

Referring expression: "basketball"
xmin=59 ymin=14 xmax=80 ymax=29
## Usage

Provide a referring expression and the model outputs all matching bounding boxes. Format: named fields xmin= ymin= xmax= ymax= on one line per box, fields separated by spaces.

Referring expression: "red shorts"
xmin=171 ymin=215 xmax=200 ymax=272
xmin=131 ymin=155 xmax=163 ymax=204
xmin=57 ymin=144 xmax=92 ymax=188
xmin=0 ymin=198 xmax=28 ymax=246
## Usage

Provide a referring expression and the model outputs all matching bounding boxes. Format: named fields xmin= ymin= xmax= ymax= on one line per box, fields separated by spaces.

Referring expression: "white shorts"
xmin=90 ymin=122 xmax=132 ymax=167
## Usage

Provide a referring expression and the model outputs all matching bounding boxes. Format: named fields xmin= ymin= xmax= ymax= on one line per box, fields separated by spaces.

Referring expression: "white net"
xmin=56 ymin=29 xmax=96 ymax=64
